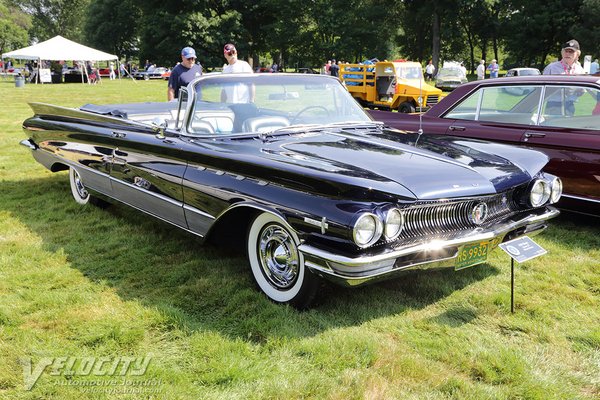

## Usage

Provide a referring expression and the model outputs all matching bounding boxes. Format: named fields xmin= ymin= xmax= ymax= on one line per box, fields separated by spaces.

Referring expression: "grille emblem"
xmin=471 ymin=203 xmax=488 ymax=225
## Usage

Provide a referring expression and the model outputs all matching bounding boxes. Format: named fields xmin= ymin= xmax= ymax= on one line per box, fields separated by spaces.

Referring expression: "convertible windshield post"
xmin=175 ymin=88 xmax=189 ymax=130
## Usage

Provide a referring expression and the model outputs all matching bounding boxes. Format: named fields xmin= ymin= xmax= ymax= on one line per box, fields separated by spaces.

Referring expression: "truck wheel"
xmin=399 ymin=102 xmax=416 ymax=113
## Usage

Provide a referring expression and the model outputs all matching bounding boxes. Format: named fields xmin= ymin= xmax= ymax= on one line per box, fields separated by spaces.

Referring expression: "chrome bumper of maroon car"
xmin=300 ymin=207 xmax=560 ymax=287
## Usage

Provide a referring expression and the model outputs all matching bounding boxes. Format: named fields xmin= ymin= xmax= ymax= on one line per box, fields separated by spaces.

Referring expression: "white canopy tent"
xmin=1 ymin=35 xmax=119 ymax=84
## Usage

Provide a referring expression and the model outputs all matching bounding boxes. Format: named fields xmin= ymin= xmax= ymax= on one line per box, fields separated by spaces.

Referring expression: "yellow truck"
xmin=339 ymin=60 xmax=443 ymax=113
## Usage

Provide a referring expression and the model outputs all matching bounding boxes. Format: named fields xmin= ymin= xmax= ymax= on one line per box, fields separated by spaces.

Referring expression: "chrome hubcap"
xmin=258 ymin=224 xmax=299 ymax=289
xmin=73 ymin=171 xmax=88 ymax=199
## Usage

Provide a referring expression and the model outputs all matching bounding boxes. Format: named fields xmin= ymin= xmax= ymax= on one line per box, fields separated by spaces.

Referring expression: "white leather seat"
xmin=242 ymin=116 xmax=290 ymax=133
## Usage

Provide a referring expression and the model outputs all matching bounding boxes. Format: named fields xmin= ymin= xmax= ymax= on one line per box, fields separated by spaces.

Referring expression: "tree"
xmin=15 ymin=0 xmax=91 ymax=42
xmin=572 ymin=0 xmax=600 ymax=58
xmin=503 ymin=0 xmax=583 ymax=69
xmin=0 ymin=1 xmax=30 ymax=54
xmin=84 ymin=0 xmax=142 ymax=58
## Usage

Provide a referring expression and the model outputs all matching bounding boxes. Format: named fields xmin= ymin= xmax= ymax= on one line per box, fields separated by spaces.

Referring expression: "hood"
xmin=199 ymin=127 xmax=540 ymax=202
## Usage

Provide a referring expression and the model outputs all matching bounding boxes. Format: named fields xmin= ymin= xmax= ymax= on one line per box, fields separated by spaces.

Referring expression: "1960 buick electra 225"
xmin=21 ymin=74 xmax=562 ymax=308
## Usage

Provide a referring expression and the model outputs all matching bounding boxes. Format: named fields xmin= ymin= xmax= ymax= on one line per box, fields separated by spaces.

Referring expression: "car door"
xmin=108 ymin=128 xmax=188 ymax=228
xmin=442 ymin=85 xmax=544 ymax=144
xmin=520 ymin=85 xmax=600 ymax=201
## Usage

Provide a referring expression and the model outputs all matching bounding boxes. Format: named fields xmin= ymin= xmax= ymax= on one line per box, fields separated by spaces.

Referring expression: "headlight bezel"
xmin=550 ymin=177 xmax=563 ymax=204
xmin=529 ymin=179 xmax=551 ymax=207
xmin=352 ymin=212 xmax=383 ymax=248
xmin=384 ymin=207 xmax=404 ymax=241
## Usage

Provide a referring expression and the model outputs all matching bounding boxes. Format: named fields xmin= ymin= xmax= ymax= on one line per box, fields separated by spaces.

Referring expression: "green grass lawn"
xmin=0 ymin=77 xmax=599 ymax=399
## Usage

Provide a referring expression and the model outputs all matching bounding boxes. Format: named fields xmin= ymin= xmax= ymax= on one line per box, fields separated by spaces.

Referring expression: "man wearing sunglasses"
xmin=168 ymin=47 xmax=203 ymax=101
xmin=543 ymin=39 xmax=584 ymax=75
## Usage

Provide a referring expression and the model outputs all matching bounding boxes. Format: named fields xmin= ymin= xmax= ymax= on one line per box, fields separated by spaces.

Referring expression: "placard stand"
xmin=499 ymin=236 xmax=548 ymax=314
xmin=511 ymin=258 xmax=515 ymax=313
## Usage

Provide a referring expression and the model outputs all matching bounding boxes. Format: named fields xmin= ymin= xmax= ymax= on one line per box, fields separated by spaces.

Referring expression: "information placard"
xmin=39 ymin=68 xmax=52 ymax=83
xmin=499 ymin=236 xmax=546 ymax=263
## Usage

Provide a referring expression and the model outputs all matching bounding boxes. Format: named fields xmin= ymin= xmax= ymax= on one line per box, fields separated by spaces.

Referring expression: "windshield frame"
xmin=178 ymin=73 xmax=373 ymax=137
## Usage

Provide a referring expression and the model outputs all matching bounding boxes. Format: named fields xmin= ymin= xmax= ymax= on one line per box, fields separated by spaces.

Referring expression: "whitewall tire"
xmin=247 ymin=212 xmax=319 ymax=309
xmin=69 ymin=167 xmax=91 ymax=205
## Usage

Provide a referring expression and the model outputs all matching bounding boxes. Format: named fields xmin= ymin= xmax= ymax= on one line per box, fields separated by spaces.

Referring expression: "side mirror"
xmin=151 ymin=117 xmax=168 ymax=139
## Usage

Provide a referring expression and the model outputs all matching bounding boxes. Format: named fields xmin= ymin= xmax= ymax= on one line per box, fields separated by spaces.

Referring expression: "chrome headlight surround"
xmin=384 ymin=208 xmax=404 ymax=240
xmin=352 ymin=213 xmax=383 ymax=248
xmin=550 ymin=177 xmax=563 ymax=204
xmin=529 ymin=179 xmax=551 ymax=207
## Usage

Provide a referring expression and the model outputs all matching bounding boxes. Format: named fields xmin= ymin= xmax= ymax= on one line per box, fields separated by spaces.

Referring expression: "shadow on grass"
xmin=2 ymin=175 xmax=507 ymax=340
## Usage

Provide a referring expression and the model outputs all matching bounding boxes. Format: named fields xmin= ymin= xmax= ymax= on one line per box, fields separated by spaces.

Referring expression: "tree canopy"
xmin=6 ymin=0 xmax=599 ymax=72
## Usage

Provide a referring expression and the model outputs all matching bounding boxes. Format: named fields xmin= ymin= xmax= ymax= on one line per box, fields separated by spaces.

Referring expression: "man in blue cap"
xmin=168 ymin=46 xmax=202 ymax=101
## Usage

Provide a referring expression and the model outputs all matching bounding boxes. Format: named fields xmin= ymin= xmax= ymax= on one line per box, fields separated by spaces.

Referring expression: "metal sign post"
xmin=499 ymin=236 xmax=547 ymax=313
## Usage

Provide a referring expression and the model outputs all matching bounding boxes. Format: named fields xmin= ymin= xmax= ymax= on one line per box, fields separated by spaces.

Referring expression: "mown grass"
xmin=0 ymin=77 xmax=599 ymax=399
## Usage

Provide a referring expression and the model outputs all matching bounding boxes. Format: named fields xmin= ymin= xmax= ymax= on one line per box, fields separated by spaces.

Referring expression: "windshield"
xmin=396 ymin=66 xmax=423 ymax=79
xmin=519 ymin=69 xmax=540 ymax=76
xmin=186 ymin=74 xmax=371 ymax=135
xmin=438 ymin=68 xmax=464 ymax=78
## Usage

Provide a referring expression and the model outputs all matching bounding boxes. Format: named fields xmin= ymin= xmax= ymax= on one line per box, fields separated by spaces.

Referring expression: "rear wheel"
xmin=69 ymin=167 xmax=108 ymax=207
xmin=69 ymin=167 xmax=90 ymax=205
xmin=247 ymin=212 xmax=320 ymax=309
xmin=398 ymin=101 xmax=416 ymax=113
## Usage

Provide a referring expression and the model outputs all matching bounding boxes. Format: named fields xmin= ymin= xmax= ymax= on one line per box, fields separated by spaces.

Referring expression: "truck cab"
xmin=340 ymin=60 xmax=443 ymax=113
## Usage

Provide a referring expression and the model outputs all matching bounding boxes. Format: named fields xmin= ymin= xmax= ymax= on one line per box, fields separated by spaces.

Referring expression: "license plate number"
xmin=455 ymin=241 xmax=489 ymax=270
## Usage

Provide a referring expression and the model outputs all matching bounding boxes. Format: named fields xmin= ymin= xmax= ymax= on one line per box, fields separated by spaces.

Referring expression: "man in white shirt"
xmin=543 ymin=39 xmax=585 ymax=75
xmin=221 ymin=43 xmax=254 ymax=103
xmin=476 ymin=60 xmax=486 ymax=80
xmin=425 ymin=60 xmax=435 ymax=80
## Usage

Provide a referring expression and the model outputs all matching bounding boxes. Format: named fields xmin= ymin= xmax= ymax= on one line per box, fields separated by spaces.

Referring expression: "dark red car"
xmin=369 ymin=75 xmax=600 ymax=215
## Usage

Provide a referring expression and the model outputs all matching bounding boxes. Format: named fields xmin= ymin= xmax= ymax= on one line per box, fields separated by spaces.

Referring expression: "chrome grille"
xmin=426 ymin=95 xmax=439 ymax=106
xmin=399 ymin=191 xmax=518 ymax=241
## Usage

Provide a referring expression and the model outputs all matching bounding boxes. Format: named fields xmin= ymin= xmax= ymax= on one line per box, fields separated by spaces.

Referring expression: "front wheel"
xmin=247 ymin=212 xmax=320 ymax=309
xmin=398 ymin=101 xmax=416 ymax=113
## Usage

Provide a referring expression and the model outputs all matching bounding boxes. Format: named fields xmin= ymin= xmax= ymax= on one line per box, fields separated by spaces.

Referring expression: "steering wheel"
xmin=290 ymin=106 xmax=330 ymax=124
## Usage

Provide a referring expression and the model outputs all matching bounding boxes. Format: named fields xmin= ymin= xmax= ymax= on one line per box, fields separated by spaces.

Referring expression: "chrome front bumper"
xmin=300 ymin=207 xmax=560 ymax=287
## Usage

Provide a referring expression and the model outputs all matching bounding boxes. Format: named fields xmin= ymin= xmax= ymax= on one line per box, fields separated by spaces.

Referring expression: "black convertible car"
xmin=21 ymin=74 xmax=561 ymax=308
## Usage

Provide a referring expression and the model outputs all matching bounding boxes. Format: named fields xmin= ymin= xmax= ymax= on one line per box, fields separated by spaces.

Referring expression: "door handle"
xmin=524 ymin=132 xmax=546 ymax=142
xmin=449 ymin=126 xmax=466 ymax=131
xmin=111 ymin=131 xmax=127 ymax=138
xmin=524 ymin=132 xmax=546 ymax=139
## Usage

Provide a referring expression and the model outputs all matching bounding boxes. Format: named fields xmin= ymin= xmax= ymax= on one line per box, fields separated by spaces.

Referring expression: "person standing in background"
xmin=425 ymin=60 xmax=435 ymax=80
xmin=167 ymin=46 xmax=202 ymax=101
xmin=487 ymin=59 xmax=499 ymax=78
xmin=543 ymin=39 xmax=584 ymax=75
xmin=590 ymin=59 xmax=599 ymax=74
xmin=329 ymin=59 xmax=339 ymax=77
xmin=221 ymin=43 xmax=254 ymax=104
xmin=476 ymin=60 xmax=486 ymax=80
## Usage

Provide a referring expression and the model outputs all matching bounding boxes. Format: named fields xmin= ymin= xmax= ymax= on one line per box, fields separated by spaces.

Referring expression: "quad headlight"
xmin=550 ymin=177 xmax=563 ymax=204
xmin=529 ymin=179 xmax=551 ymax=207
xmin=352 ymin=213 xmax=383 ymax=248
xmin=384 ymin=208 xmax=404 ymax=240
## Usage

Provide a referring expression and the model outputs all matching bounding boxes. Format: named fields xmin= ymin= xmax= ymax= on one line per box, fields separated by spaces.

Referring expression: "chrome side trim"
xmin=561 ymin=193 xmax=600 ymax=204
xmin=183 ymin=205 xmax=216 ymax=221
xmin=20 ymin=139 xmax=36 ymax=150
xmin=108 ymin=176 xmax=183 ymax=208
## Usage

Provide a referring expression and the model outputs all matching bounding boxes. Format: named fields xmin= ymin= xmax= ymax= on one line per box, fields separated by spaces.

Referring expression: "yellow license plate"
xmin=455 ymin=241 xmax=490 ymax=270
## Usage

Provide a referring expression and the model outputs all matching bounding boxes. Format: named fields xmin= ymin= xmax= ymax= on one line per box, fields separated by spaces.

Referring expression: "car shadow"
xmin=2 ymin=175 xmax=505 ymax=341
